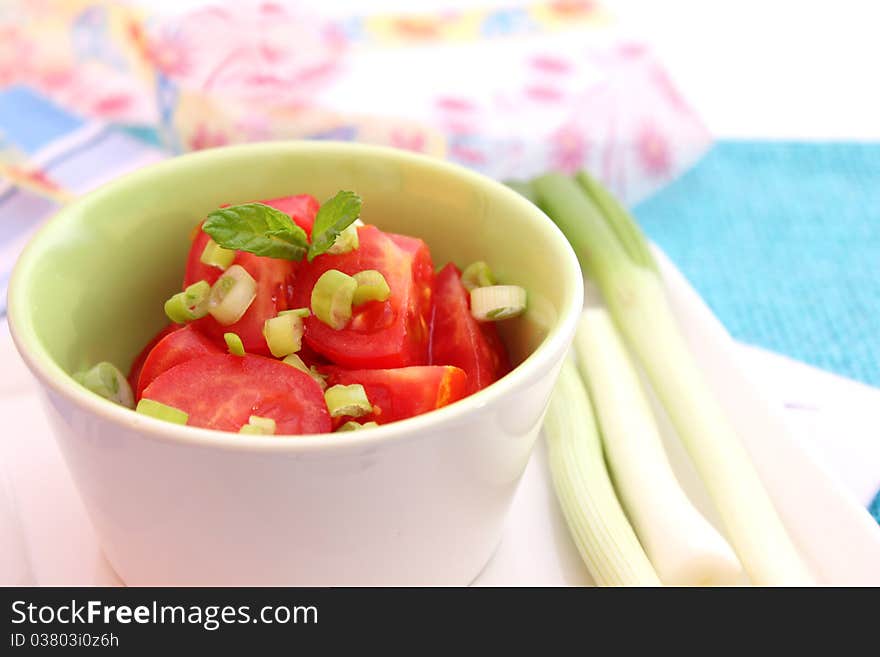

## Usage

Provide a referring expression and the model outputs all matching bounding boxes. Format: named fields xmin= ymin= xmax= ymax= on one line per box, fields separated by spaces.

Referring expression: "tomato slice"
xmin=128 ymin=324 xmax=179 ymax=392
xmin=429 ymin=263 xmax=510 ymax=395
xmin=135 ymin=324 xmax=223 ymax=400
xmin=289 ymin=225 xmax=434 ymax=369
xmin=321 ymin=365 xmax=468 ymax=426
xmin=142 ymin=354 xmax=331 ymax=434
xmin=182 ymin=195 xmax=319 ymax=355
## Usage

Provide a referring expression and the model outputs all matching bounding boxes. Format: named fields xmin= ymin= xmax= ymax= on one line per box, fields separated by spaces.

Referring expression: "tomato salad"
xmin=73 ymin=192 xmax=528 ymax=435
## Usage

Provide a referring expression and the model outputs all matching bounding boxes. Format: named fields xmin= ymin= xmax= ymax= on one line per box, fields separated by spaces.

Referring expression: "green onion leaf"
xmin=136 ymin=398 xmax=188 ymax=425
xmin=262 ymin=312 xmax=304 ymax=358
xmin=164 ymin=280 xmax=211 ymax=324
xmin=324 ymin=384 xmax=372 ymax=418
xmin=352 ymin=270 xmax=391 ymax=306
xmin=72 ymin=361 xmax=134 ymax=408
xmin=470 ymin=285 xmax=527 ymax=321
xmin=208 ymin=264 xmax=257 ymax=325
xmin=336 ymin=421 xmax=379 ymax=432
xmin=326 ymin=223 xmax=360 ymax=256
xmin=307 ymin=191 xmax=363 ymax=261
xmin=224 ymin=332 xmax=246 ymax=356
xmin=239 ymin=415 xmax=276 ymax=435
xmin=311 ymin=269 xmax=357 ymax=330
xmin=461 ymin=261 xmax=496 ymax=292
xmin=203 ymin=202 xmax=310 ymax=261
xmin=199 ymin=238 xmax=236 ymax=270
xmin=279 ymin=307 xmax=311 ymax=318
xmin=281 ymin=354 xmax=328 ymax=390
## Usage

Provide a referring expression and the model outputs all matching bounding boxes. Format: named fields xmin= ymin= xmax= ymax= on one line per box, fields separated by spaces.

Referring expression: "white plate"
xmin=2 ymin=248 xmax=880 ymax=586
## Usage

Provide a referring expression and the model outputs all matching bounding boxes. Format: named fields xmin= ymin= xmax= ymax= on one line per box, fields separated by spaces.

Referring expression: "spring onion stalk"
xmin=281 ymin=354 xmax=328 ymax=390
xmin=532 ymin=171 xmax=813 ymax=585
xmin=208 ymin=264 xmax=257 ymax=326
xmin=461 ymin=261 xmax=496 ymax=292
xmin=575 ymin=308 xmax=743 ymax=585
xmin=279 ymin=307 xmax=311 ymax=318
xmin=136 ymin=398 xmax=188 ymax=425
xmin=327 ymin=223 xmax=360 ymax=255
xmin=470 ymin=285 xmax=527 ymax=321
xmin=545 ymin=357 xmax=661 ymax=586
xmin=324 ymin=384 xmax=372 ymax=418
xmin=262 ymin=313 xmax=304 ymax=358
xmin=504 ymin=179 xmax=538 ymax=204
xmin=311 ymin=269 xmax=357 ymax=330
xmin=224 ymin=332 xmax=245 ymax=356
xmin=352 ymin=270 xmax=391 ymax=306
xmin=164 ymin=280 xmax=211 ymax=324
xmin=199 ymin=238 xmax=235 ymax=270
xmin=336 ymin=421 xmax=379 ymax=432
xmin=239 ymin=415 xmax=276 ymax=435
xmin=72 ymin=362 xmax=134 ymax=408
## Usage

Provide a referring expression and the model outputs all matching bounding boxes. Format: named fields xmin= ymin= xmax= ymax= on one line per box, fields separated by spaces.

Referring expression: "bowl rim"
xmin=7 ymin=141 xmax=583 ymax=454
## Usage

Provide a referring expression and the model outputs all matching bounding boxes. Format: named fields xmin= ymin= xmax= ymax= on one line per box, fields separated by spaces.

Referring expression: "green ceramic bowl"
xmin=8 ymin=142 xmax=583 ymax=585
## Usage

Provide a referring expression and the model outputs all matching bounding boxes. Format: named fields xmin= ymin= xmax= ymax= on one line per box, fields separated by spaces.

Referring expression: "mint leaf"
xmin=307 ymin=191 xmax=363 ymax=261
xmin=203 ymin=203 xmax=309 ymax=261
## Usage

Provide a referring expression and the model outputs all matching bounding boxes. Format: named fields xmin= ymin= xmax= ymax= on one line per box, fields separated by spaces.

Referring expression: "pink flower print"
xmin=530 ymin=54 xmax=572 ymax=75
xmin=188 ymin=123 xmax=229 ymax=151
xmin=524 ymin=85 xmax=564 ymax=103
xmin=636 ymin=122 xmax=672 ymax=176
xmin=390 ymin=129 xmax=427 ymax=153
xmin=549 ymin=124 xmax=588 ymax=172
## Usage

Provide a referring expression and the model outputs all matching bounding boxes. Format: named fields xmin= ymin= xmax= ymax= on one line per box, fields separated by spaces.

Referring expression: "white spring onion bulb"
xmin=208 ymin=264 xmax=257 ymax=326
xmin=324 ymin=384 xmax=372 ymax=418
xmin=311 ymin=269 xmax=357 ymax=330
xmin=470 ymin=285 xmax=527 ymax=321
xmin=352 ymin=270 xmax=391 ymax=306
xmin=575 ymin=308 xmax=743 ymax=586
xmin=533 ymin=172 xmax=813 ymax=585
xmin=73 ymin=362 xmax=134 ymax=409
xmin=263 ymin=313 xmax=304 ymax=358
xmin=545 ymin=357 xmax=661 ymax=586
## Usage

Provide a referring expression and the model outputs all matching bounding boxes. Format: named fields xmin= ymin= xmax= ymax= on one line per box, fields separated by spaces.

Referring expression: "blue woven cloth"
xmin=634 ymin=140 xmax=880 ymax=523
xmin=635 ymin=141 xmax=880 ymax=388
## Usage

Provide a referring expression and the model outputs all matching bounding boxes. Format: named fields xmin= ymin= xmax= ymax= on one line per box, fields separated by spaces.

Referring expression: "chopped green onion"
xmin=224 ymin=332 xmax=245 ymax=356
xmin=470 ymin=285 xmax=527 ymax=321
xmin=311 ymin=269 xmax=357 ymax=330
xmin=199 ymin=238 xmax=235 ymax=270
xmin=336 ymin=421 xmax=379 ymax=432
xmin=545 ymin=357 xmax=661 ymax=586
xmin=72 ymin=361 xmax=134 ymax=408
xmin=279 ymin=307 xmax=311 ymax=318
xmin=352 ymin=270 xmax=391 ymax=306
xmin=263 ymin=313 xmax=304 ymax=358
xmin=239 ymin=415 xmax=276 ymax=435
xmin=208 ymin=264 xmax=257 ymax=326
xmin=574 ymin=308 xmax=742 ymax=585
xmin=136 ymin=398 xmax=188 ymax=425
xmin=461 ymin=261 xmax=495 ymax=292
xmin=164 ymin=280 xmax=211 ymax=324
xmin=326 ymin=223 xmax=360 ymax=255
xmin=324 ymin=384 xmax=372 ymax=418
xmin=533 ymin=171 xmax=813 ymax=585
xmin=281 ymin=354 xmax=328 ymax=390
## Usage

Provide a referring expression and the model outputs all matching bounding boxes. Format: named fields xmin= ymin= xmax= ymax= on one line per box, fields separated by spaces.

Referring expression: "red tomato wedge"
xmin=135 ymin=324 xmax=223 ymax=400
xmin=321 ymin=365 xmax=468 ymax=426
xmin=142 ymin=354 xmax=331 ymax=434
xmin=290 ymin=225 xmax=434 ymax=369
xmin=429 ymin=263 xmax=511 ymax=395
xmin=182 ymin=195 xmax=319 ymax=355
xmin=128 ymin=324 xmax=179 ymax=392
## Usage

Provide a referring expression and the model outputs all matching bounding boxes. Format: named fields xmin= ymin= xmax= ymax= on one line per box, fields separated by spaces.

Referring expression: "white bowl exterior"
xmin=38 ymin=357 xmax=564 ymax=586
